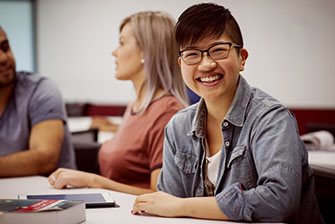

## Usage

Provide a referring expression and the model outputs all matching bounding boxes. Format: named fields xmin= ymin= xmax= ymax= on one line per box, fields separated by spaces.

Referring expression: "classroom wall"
xmin=36 ymin=0 xmax=335 ymax=108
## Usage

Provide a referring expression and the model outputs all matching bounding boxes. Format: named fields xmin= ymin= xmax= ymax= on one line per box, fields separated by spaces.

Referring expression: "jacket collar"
xmin=189 ymin=75 xmax=252 ymax=137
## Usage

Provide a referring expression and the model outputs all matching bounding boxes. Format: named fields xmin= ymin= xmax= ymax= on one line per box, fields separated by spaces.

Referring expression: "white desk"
xmin=308 ymin=150 xmax=335 ymax=178
xmin=0 ymin=176 xmax=240 ymax=224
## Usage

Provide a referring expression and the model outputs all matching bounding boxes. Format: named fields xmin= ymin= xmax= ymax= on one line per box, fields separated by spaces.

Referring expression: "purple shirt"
xmin=0 ymin=72 xmax=76 ymax=169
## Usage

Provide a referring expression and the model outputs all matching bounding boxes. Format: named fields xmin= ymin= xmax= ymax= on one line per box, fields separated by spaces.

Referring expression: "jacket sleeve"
xmin=216 ymin=106 xmax=304 ymax=222
xmin=156 ymin=122 xmax=188 ymax=197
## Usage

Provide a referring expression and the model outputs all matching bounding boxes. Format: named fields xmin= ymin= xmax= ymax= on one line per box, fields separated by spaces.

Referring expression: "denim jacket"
xmin=157 ymin=75 xmax=323 ymax=223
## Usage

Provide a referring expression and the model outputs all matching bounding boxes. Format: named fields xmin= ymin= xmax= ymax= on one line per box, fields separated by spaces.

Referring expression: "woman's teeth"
xmin=199 ymin=75 xmax=221 ymax=83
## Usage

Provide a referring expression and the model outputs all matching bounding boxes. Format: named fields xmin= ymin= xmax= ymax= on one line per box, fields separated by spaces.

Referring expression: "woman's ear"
xmin=140 ymin=51 xmax=145 ymax=61
xmin=178 ymin=57 xmax=182 ymax=67
xmin=239 ymin=48 xmax=248 ymax=71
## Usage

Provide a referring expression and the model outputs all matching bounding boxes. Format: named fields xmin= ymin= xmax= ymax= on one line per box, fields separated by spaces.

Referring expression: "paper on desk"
xmin=98 ymin=131 xmax=114 ymax=144
xmin=301 ymin=130 xmax=335 ymax=151
xmin=68 ymin=117 xmax=92 ymax=132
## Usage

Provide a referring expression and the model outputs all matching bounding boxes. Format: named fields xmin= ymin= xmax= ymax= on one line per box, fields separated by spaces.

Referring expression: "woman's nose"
xmin=111 ymin=48 xmax=117 ymax=57
xmin=197 ymin=53 xmax=216 ymax=71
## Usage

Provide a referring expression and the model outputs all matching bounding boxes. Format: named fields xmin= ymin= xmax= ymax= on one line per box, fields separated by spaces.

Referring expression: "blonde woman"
xmin=49 ymin=11 xmax=188 ymax=195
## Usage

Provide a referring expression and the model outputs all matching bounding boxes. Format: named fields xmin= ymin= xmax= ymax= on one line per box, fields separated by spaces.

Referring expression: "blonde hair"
xmin=120 ymin=11 xmax=188 ymax=112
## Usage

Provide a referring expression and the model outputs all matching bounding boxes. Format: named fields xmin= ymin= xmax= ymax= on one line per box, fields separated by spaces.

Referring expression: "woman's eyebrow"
xmin=182 ymin=41 xmax=229 ymax=50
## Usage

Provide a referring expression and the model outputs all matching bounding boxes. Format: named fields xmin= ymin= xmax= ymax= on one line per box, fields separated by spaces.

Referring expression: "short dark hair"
xmin=175 ymin=3 xmax=243 ymax=49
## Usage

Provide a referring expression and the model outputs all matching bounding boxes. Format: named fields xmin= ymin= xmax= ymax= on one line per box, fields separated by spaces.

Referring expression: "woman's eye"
xmin=212 ymin=48 xmax=227 ymax=53
xmin=184 ymin=52 xmax=199 ymax=58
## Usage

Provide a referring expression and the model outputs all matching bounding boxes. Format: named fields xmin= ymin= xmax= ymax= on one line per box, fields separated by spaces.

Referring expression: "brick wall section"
xmin=85 ymin=104 xmax=127 ymax=117
xmin=73 ymin=104 xmax=335 ymax=135
xmin=289 ymin=108 xmax=335 ymax=135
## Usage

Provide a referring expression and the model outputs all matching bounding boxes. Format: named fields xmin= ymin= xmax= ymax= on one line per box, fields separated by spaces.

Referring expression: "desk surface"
xmin=308 ymin=150 xmax=335 ymax=178
xmin=0 ymin=176 xmax=240 ymax=224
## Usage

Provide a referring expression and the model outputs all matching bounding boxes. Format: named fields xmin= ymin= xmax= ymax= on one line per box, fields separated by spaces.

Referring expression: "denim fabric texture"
xmin=157 ymin=75 xmax=323 ymax=223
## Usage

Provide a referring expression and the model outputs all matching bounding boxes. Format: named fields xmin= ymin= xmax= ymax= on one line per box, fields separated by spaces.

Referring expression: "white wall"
xmin=36 ymin=0 xmax=335 ymax=108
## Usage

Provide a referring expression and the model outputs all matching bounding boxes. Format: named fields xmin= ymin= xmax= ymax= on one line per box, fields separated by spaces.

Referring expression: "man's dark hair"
xmin=175 ymin=3 xmax=243 ymax=50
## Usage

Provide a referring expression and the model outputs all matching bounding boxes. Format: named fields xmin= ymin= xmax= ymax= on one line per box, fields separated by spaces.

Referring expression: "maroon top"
xmin=98 ymin=95 xmax=184 ymax=189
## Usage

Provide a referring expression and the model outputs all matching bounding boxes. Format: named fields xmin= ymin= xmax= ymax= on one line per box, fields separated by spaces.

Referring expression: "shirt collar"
xmin=224 ymin=75 xmax=251 ymax=127
xmin=189 ymin=99 xmax=207 ymax=138
xmin=189 ymin=75 xmax=251 ymax=137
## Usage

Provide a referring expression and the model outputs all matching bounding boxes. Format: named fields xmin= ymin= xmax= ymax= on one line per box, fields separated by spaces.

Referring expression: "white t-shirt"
xmin=206 ymin=150 xmax=222 ymax=186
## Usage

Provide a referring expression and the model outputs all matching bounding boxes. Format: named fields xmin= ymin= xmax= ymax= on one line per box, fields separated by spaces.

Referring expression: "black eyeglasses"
xmin=179 ymin=42 xmax=241 ymax=65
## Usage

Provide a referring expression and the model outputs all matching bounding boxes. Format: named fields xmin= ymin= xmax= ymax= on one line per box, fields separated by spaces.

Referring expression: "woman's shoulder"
xmin=151 ymin=95 xmax=185 ymax=111
xmin=166 ymin=102 xmax=198 ymax=126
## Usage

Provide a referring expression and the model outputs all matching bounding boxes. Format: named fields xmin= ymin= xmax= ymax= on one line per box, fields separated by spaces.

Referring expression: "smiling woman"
xmin=132 ymin=3 xmax=324 ymax=223
xmin=178 ymin=34 xmax=247 ymax=107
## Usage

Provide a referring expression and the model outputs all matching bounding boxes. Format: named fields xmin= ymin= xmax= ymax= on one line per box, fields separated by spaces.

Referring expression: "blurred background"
xmin=1 ymin=2 xmax=335 ymax=221
xmin=1 ymin=0 xmax=334 ymax=108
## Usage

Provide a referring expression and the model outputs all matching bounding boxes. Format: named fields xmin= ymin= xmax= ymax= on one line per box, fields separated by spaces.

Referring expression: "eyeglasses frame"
xmin=178 ymin=42 xmax=242 ymax=65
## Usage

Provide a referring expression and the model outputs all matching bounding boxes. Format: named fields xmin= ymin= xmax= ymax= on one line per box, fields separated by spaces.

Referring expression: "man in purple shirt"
xmin=0 ymin=26 xmax=76 ymax=177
